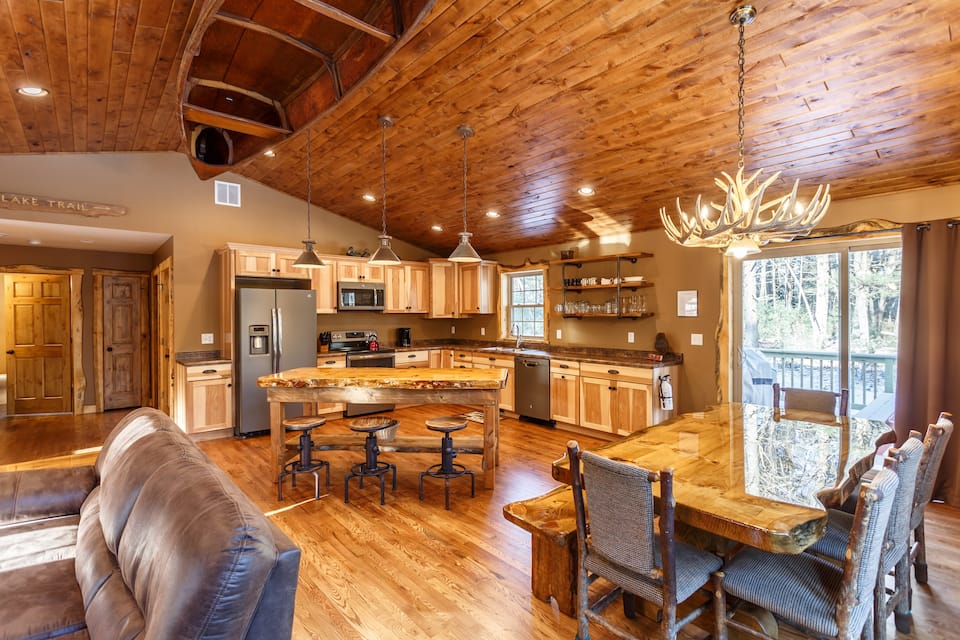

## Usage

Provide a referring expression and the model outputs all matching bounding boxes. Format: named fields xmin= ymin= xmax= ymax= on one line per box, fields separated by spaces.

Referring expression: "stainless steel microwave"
xmin=337 ymin=281 xmax=385 ymax=311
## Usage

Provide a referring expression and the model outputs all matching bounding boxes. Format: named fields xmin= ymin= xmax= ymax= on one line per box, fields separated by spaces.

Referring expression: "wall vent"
xmin=214 ymin=180 xmax=241 ymax=207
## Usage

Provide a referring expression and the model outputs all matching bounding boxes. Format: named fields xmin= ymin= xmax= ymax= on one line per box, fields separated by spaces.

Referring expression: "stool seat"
xmin=278 ymin=415 xmax=330 ymax=501
xmin=425 ymin=416 xmax=468 ymax=433
xmin=283 ymin=415 xmax=327 ymax=431
xmin=345 ymin=417 xmax=398 ymax=505
xmin=420 ymin=416 xmax=475 ymax=510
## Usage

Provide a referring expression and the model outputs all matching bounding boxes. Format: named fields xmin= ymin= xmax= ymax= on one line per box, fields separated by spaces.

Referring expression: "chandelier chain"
xmin=736 ymin=20 xmax=746 ymax=171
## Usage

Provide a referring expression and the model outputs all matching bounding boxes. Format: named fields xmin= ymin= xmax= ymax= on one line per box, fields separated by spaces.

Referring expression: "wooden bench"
xmin=502 ymin=486 xmax=579 ymax=616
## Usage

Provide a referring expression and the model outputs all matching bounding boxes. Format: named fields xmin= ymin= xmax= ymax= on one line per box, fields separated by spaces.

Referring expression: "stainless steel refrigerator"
xmin=235 ymin=285 xmax=316 ymax=436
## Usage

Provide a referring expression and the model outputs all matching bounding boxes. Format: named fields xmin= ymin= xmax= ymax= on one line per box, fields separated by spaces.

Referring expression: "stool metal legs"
xmin=278 ymin=430 xmax=331 ymax=501
xmin=419 ymin=432 xmax=475 ymax=510
xmin=344 ymin=432 xmax=397 ymax=505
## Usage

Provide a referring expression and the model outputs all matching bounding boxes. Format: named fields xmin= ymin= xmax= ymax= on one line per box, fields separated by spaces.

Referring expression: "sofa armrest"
xmin=0 ymin=466 xmax=98 ymax=525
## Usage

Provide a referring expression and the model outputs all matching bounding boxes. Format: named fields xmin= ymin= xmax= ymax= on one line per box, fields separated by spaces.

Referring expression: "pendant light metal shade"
xmin=293 ymin=128 xmax=326 ymax=269
xmin=448 ymin=124 xmax=482 ymax=263
xmin=369 ymin=115 xmax=402 ymax=265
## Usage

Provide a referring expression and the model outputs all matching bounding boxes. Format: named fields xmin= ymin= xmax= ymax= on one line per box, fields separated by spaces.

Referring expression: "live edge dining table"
xmin=552 ymin=402 xmax=893 ymax=554
xmin=257 ymin=366 xmax=508 ymax=491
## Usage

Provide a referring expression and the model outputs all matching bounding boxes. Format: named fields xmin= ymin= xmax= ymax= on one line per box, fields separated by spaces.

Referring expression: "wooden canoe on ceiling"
xmin=177 ymin=0 xmax=434 ymax=179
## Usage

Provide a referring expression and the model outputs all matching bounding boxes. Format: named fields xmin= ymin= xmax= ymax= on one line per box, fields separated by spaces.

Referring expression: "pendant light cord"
xmin=305 ymin=128 xmax=312 ymax=238
xmin=462 ymin=132 xmax=468 ymax=233
xmin=381 ymin=120 xmax=388 ymax=235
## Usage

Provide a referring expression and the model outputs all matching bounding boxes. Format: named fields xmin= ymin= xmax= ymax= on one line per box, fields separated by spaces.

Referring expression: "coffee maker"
xmin=397 ymin=327 xmax=411 ymax=347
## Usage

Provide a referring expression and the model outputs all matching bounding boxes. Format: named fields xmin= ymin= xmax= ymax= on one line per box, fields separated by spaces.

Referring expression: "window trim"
xmin=499 ymin=266 xmax=548 ymax=343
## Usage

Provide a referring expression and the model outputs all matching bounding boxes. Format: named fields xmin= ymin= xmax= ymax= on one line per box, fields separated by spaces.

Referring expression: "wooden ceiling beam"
xmin=214 ymin=11 xmax=334 ymax=64
xmin=183 ymin=103 xmax=291 ymax=137
xmin=292 ymin=0 xmax=396 ymax=43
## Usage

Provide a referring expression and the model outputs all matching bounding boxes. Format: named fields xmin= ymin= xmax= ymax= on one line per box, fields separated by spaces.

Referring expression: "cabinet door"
xmin=185 ymin=375 xmax=233 ymax=433
xmin=458 ymin=263 xmax=481 ymax=314
xmin=338 ymin=260 xmax=384 ymax=282
xmin=235 ymin=249 xmax=276 ymax=276
xmin=275 ymin=251 xmax=314 ymax=279
xmin=428 ymin=260 xmax=459 ymax=318
xmin=312 ymin=263 xmax=337 ymax=314
xmin=383 ymin=264 xmax=406 ymax=312
xmin=452 ymin=351 xmax=472 ymax=369
xmin=406 ymin=263 xmax=429 ymax=313
xmin=473 ymin=355 xmax=514 ymax=411
xmin=551 ymin=372 xmax=579 ymax=424
xmin=579 ymin=376 xmax=614 ymax=432
xmin=428 ymin=349 xmax=443 ymax=368
xmin=614 ymin=380 xmax=651 ymax=435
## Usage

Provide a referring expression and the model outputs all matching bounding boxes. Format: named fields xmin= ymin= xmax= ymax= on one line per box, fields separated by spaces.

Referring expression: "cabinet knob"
xmin=106 ymin=346 xmax=114 ymax=352
xmin=607 ymin=369 xmax=620 ymax=375
xmin=609 ymin=386 xmax=616 ymax=391
xmin=559 ymin=364 xmax=569 ymax=369
xmin=5 ymin=349 xmax=13 ymax=355
xmin=202 ymin=369 xmax=217 ymax=374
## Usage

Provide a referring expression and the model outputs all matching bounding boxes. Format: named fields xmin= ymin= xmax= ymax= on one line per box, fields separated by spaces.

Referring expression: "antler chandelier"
xmin=660 ymin=5 xmax=830 ymax=258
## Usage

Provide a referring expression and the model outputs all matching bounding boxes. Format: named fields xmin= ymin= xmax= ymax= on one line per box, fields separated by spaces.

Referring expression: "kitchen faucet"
xmin=513 ymin=323 xmax=522 ymax=350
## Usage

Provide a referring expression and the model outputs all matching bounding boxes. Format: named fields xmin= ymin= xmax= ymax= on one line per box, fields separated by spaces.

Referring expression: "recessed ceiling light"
xmin=225 ymin=96 xmax=234 ymax=103
xmin=263 ymin=149 xmax=276 ymax=157
xmin=485 ymin=210 xmax=500 ymax=218
xmin=577 ymin=186 xmax=595 ymax=196
xmin=431 ymin=224 xmax=442 ymax=232
xmin=29 ymin=239 xmax=42 ymax=245
xmin=17 ymin=86 xmax=48 ymax=97
xmin=362 ymin=193 xmax=376 ymax=202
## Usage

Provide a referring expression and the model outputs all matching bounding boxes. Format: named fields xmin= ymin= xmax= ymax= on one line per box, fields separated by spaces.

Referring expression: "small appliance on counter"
xmin=397 ymin=327 xmax=411 ymax=347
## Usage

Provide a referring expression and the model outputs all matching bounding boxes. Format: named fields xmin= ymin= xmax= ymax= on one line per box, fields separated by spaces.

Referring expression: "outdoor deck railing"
xmin=759 ymin=348 xmax=896 ymax=411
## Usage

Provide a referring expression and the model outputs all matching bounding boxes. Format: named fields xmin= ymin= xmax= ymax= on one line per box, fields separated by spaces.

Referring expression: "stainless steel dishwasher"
xmin=515 ymin=356 xmax=552 ymax=424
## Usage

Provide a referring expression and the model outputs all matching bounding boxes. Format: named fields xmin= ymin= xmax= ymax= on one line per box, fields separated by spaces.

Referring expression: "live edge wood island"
xmin=257 ymin=367 xmax=508 ymax=491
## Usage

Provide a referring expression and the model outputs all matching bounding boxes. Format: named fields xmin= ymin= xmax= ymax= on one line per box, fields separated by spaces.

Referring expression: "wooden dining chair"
xmin=717 ymin=461 xmax=900 ymax=640
xmin=773 ymin=382 xmax=849 ymax=417
xmin=908 ymin=412 xmax=953 ymax=586
xmin=806 ymin=435 xmax=923 ymax=639
xmin=566 ymin=440 xmax=725 ymax=640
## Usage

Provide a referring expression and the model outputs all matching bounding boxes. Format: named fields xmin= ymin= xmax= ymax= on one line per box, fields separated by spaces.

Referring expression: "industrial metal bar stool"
xmin=419 ymin=416 xmax=475 ymax=510
xmin=277 ymin=415 xmax=330 ymax=501
xmin=344 ymin=417 xmax=398 ymax=505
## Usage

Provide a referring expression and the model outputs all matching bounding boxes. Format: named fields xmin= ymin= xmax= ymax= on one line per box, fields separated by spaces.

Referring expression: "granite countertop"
xmin=386 ymin=341 xmax=683 ymax=368
xmin=175 ymin=351 xmax=230 ymax=366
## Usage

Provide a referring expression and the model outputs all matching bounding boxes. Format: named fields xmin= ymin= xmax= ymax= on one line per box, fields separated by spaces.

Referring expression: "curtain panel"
xmin=895 ymin=219 xmax=960 ymax=505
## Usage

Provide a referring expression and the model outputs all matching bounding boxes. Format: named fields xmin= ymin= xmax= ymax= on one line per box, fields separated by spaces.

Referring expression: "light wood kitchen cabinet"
xmin=233 ymin=247 xmax=311 ymax=279
xmin=471 ymin=353 xmax=515 ymax=411
xmin=458 ymin=261 xmax=498 ymax=314
xmin=579 ymin=362 xmax=678 ymax=435
xmin=311 ymin=262 xmax=338 ymax=314
xmin=429 ymin=349 xmax=445 ymax=367
xmin=550 ymin=359 xmax=580 ymax=424
xmin=452 ymin=350 xmax=472 ymax=368
xmin=175 ymin=362 xmax=233 ymax=434
xmin=395 ymin=349 xmax=430 ymax=368
xmin=336 ymin=258 xmax=384 ymax=282
xmin=428 ymin=259 xmax=459 ymax=318
xmin=384 ymin=262 xmax=429 ymax=313
xmin=314 ymin=353 xmax=346 ymax=414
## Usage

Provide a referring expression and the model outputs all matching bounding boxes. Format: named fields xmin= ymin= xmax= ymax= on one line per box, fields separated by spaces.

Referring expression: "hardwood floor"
xmin=2 ymin=407 xmax=958 ymax=639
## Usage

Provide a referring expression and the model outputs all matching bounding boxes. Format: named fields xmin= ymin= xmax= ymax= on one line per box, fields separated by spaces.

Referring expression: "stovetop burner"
xmin=327 ymin=329 xmax=394 ymax=354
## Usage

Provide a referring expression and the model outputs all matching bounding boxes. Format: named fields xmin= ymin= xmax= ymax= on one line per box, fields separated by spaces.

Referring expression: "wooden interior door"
xmin=152 ymin=258 xmax=174 ymax=415
xmin=102 ymin=275 xmax=144 ymax=410
xmin=4 ymin=273 xmax=72 ymax=414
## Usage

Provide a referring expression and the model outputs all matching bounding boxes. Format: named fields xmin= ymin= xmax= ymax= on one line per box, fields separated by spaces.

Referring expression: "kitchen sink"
xmin=477 ymin=346 xmax=525 ymax=353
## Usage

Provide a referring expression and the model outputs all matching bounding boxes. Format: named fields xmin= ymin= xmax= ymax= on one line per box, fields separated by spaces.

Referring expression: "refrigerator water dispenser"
xmin=248 ymin=325 xmax=271 ymax=354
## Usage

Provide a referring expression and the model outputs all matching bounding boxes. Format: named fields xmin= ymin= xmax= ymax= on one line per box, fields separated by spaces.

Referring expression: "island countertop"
xmin=257 ymin=366 xmax=507 ymax=390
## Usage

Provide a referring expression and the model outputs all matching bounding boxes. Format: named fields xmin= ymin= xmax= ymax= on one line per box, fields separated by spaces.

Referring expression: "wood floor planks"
xmin=1 ymin=405 xmax=958 ymax=638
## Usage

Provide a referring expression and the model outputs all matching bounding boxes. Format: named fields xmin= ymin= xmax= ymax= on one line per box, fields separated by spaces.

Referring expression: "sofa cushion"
xmin=0 ymin=514 xmax=80 ymax=572
xmin=107 ymin=455 xmax=287 ymax=639
xmin=0 ymin=466 xmax=97 ymax=525
xmin=0 ymin=558 xmax=87 ymax=640
xmin=95 ymin=407 xmax=182 ymax=480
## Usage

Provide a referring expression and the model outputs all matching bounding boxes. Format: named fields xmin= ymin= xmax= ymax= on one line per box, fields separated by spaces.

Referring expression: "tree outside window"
xmin=508 ymin=271 xmax=545 ymax=339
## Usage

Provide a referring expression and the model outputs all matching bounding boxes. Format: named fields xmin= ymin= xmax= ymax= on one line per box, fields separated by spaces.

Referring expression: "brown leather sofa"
xmin=0 ymin=407 xmax=300 ymax=640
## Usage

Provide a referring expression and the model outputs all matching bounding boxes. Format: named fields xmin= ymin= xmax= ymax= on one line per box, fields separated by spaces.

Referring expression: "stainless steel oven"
xmin=326 ymin=330 xmax=397 ymax=417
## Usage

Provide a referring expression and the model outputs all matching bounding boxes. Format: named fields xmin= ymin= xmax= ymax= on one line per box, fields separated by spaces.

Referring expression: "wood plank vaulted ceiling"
xmin=2 ymin=0 xmax=959 ymax=256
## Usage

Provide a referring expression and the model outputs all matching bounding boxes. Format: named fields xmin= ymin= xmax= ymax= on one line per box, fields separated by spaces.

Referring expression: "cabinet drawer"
xmin=471 ymin=354 xmax=514 ymax=368
xmin=397 ymin=350 xmax=430 ymax=368
xmin=580 ymin=361 xmax=652 ymax=383
xmin=185 ymin=363 xmax=231 ymax=381
xmin=550 ymin=359 xmax=580 ymax=374
xmin=316 ymin=354 xmax=346 ymax=368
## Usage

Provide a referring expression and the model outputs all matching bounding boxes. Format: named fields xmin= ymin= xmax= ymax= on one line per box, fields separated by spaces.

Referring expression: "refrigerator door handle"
xmin=274 ymin=307 xmax=284 ymax=371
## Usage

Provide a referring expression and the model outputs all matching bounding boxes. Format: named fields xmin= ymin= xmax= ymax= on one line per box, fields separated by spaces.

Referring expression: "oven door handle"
xmin=347 ymin=353 xmax=395 ymax=363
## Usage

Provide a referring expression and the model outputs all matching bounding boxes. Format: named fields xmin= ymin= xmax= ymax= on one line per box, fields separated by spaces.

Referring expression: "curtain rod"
xmin=916 ymin=220 xmax=960 ymax=231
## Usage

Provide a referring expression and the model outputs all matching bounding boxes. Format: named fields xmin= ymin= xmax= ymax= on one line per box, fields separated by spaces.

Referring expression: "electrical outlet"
xmin=691 ymin=333 xmax=703 ymax=346
xmin=480 ymin=327 xmax=485 ymax=336
xmin=556 ymin=328 xmax=562 ymax=340
xmin=627 ymin=331 xmax=635 ymax=344
xmin=451 ymin=325 xmax=456 ymax=334
xmin=201 ymin=333 xmax=214 ymax=345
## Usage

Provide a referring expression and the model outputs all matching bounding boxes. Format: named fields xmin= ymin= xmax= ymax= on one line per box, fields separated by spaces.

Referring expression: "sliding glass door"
xmin=734 ymin=238 xmax=901 ymax=421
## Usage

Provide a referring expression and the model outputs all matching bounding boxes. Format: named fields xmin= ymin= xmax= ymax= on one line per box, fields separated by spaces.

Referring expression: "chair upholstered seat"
xmin=723 ymin=547 xmax=854 ymax=638
xmin=585 ymin=537 xmax=722 ymax=606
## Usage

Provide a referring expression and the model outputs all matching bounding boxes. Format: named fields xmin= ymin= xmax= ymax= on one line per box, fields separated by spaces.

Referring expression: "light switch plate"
xmin=556 ymin=329 xmax=562 ymax=340
xmin=480 ymin=327 xmax=485 ymax=336
xmin=627 ymin=331 xmax=635 ymax=344
xmin=451 ymin=325 xmax=456 ymax=334
xmin=691 ymin=333 xmax=703 ymax=346
xmin=201 ymin=333 xmax=214 ymax=345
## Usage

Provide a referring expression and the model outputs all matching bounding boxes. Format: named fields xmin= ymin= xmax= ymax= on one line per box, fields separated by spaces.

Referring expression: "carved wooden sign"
xmin=0 ymin=191 xmax=127 ymax=217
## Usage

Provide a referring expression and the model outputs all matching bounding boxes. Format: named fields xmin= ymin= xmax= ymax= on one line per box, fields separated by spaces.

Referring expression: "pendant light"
xmin=369 ymin=115 xmax=402 ymax=265
xmin=293 ymin=128 xmax=325 ymax=268
xmin=448 ymin=124 xmax=482 ymax=263
xmin=659 ymin=5 xmax=830 ymax=258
